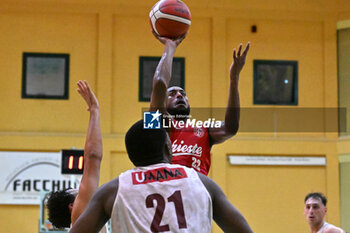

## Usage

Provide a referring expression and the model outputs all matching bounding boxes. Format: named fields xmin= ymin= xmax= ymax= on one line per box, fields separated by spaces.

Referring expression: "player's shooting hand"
xmin=173 ymin=32 xmax=187 ymax=46
xmin=77 ymin=80 xmax=99 ymax=112
xmin=152 ymin=29 xmax=186 ymax=48
xmin=152 ymin=29 xmax=167 ymax=44
xmin=230 ymin=42 xmax=250 ymax=82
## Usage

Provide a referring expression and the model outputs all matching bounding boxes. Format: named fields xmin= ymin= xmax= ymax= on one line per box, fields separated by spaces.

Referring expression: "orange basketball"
xmin=149 ymin=0 xmax=191 ymax=39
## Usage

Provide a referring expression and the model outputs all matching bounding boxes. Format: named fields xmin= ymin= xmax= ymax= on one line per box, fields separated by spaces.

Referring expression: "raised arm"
xmin=198 ymin=173 xmax=253 ymax=233
xmin=209 ymin=42 xmax=250 ymax=145
xmin=71 ymin=80 xmax=103 ymax=224
xmin=69 ymin=179 xmax=119 ymax=233
xmin=149 ymin=32 xmax=186 ymax=112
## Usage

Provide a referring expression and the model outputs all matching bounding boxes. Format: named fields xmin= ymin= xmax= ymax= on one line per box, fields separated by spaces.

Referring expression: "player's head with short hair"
xmin=125 ymin=120 xmax=169 ymax=166
xmin=304 ymin=192 xmax=328 ymax=226
xmin=167 ymin=86 xmax=190 ymax=117
xmin=47 ymin=189 xmax=77 ymax=228
xmin=304 ymin=192 xmax=327 ymax=206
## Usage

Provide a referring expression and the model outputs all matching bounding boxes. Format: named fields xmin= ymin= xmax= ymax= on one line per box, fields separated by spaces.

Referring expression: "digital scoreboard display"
xmin=61 ymin=149 xmax=84 ymax=175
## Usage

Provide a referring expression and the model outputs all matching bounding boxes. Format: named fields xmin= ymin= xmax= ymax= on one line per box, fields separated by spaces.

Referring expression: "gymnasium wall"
xmin=337 ymin=15 xmax=350 ymax=233
xmin=0 ymin=0 xmax=348 ymax=232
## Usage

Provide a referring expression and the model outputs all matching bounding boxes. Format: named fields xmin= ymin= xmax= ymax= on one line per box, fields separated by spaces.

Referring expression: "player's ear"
xmin=68 ymin=203 xmax=74 ymax=213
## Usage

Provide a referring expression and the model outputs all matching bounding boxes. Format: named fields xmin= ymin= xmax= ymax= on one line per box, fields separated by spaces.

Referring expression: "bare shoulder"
xmin=197 ymin=172 xmax=212 ymax=192
xmin=100 ymin=178 xmax=119 ymax=197
xmin=197 ymin=172 xmax=224 ymax=200
xmin=324 ymin=225 xmax=345 ymax=233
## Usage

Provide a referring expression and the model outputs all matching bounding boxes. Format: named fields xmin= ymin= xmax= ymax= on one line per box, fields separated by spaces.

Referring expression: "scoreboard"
xmin=61 ymin=149 xmax=84 ymax=175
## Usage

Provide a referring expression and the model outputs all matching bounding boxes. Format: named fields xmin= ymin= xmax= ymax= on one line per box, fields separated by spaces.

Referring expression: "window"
xmin=139 ymin=56 xmax=185 ymax=102
xmin=338 ymin=23 xmax=350 ymax=136
xmin=22 ymin=53 xmax=69 ymax=99
xmin=253 ymin=60 xmax=298 ymax=105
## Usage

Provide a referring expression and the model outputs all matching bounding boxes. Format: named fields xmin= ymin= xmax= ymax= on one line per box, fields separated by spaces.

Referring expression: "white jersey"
xmin=111 ymin=163 xmax=212 ymax=233
xmin=317 ymin=222 xmax=345 ymax=233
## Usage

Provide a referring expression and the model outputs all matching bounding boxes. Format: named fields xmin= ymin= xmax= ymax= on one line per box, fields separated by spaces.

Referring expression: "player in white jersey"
xmin=69 ymin=120 xmax=253 ymax=233
xmin=113 ymin=163 xmax=212 ymax=233
xmin=47 ymin=81 xmax=107 ymax=232
xmin=304 ymin=192 xmax=345 ymax=233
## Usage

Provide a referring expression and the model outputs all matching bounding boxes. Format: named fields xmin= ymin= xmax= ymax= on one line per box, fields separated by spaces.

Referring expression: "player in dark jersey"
xmin=149 ymin=32 xmax=250 ymax=175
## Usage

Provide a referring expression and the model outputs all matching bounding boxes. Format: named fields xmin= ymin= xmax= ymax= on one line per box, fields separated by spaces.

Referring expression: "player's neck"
xmin=147 ymin=161 xmax=169 ymax=167
xmin=309 ymin=220 xmax=325 ymax=233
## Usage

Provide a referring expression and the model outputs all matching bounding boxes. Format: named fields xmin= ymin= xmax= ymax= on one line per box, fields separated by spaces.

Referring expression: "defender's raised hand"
xmin=230 ymin=42 xmax=250 ymax=81
xmin=77 ymin=80 xmax=99 ymax=112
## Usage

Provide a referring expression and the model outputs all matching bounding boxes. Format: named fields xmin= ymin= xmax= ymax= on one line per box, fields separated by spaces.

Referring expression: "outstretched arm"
xmin=71 ymin=80 xmax=103 ymax=224
xmin=209 ymin=42 xmax=250 ymax=145
xmin=149 ymin=32 xmax=186 ymax=112
xmin=198 ymin=173 xmax=253 ymax=233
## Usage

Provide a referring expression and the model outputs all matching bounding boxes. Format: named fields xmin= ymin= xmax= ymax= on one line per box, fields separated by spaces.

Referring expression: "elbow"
xmin=154 ymin=76 xmax=167 ymax=87
xmin=225 ymin=123 xmax=239 ymax=137
xmin=225 ymin=131 xmax=237 ymax=139
xmin=85 ymin=150 xmax=102 ymax=161
xmin=153 ymin=76 xmax=168 ymax=94
xmin=84 ymin=144 xmax=102 ymax=161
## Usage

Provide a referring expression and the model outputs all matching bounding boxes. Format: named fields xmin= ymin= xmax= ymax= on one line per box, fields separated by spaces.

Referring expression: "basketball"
xmin=149 ymin=0 xmax=191 ymax=39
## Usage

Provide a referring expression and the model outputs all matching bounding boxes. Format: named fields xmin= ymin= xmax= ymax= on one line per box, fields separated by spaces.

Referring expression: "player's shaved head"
xmin=125 ymin=120 xmax=167 ymax=166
